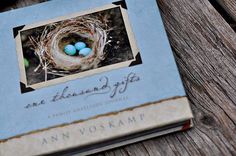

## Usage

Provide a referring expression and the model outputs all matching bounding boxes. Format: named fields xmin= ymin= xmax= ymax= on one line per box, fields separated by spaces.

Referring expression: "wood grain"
xmin=0 ymin=0 xmax=47 ymax=12
xmin=216 ymin=0 xmax=236 ymax=21
xmin=0 ymin=0 xmax=236 ymax=155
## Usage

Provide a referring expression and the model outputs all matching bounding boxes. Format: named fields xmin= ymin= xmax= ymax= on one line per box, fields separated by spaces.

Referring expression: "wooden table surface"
xmin=1 ymin=0 xmax=236 ymax=155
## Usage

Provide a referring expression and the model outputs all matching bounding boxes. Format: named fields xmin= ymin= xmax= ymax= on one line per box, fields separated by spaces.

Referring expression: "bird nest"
xmin=29 ymin=15 xmax=109 ymax=80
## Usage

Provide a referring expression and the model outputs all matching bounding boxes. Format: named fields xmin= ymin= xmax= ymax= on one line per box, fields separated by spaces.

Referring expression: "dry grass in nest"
xmin=29 ymin=15 xmax=110 ymax=81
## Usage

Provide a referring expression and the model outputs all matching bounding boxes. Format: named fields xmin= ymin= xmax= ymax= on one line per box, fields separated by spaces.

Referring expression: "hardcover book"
xmin=0 ymin=0 xmax=193 ymax=155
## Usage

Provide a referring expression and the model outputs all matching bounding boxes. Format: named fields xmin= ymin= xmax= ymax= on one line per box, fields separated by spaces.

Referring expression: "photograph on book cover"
xmin=14 ymin=4 xmax=141 ymax=93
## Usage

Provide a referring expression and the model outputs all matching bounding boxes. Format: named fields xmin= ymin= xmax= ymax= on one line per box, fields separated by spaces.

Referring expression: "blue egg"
xmin=75 ymin=42 xmax=86 ymax=51
xmin=64 ymin=45 xmax=76 ymax=56
xmin=79 ymin=48 xmax=92 ymax=57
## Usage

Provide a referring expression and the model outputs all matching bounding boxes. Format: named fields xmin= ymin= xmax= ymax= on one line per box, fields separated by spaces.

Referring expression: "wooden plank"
xmin=152 ymin=0 xmax=236 ymax=155
xmin=216 ymin=0 xmax=236 ymax=21
xmin=1 ymin=0 xmax=236 ymax=155
xmin=0 ymin=0 xmax=46 ymax=12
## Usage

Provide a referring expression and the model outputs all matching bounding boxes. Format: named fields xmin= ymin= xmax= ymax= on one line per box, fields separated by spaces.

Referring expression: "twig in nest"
xmin=29 ymin=14 xmax=110 ymax=81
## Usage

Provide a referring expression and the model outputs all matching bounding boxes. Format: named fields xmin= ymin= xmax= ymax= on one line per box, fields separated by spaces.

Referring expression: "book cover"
xmin=0 ymin=0 xmax=193 ymax=155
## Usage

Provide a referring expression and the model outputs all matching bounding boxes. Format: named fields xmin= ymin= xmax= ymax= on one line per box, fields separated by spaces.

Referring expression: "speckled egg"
xmin=64 ymin=45 xmax=76 ymax=56
xmin=79 ymin=48 xmax=92 ymax=57
xmin=75 ymin=42 xmax=86 ymax=51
